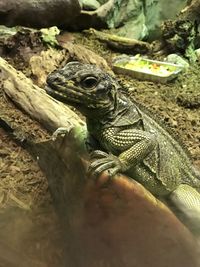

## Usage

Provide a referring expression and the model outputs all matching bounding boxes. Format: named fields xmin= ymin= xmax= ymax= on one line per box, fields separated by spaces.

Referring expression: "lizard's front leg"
xmin=89 ymin=128 xmax=157 ymax=176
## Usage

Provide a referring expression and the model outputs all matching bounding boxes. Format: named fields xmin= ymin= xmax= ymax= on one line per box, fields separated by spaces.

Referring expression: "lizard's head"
xmin=46 ymin=61 xmax=118 ymax=117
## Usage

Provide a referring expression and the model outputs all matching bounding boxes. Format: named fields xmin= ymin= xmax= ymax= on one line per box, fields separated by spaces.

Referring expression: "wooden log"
xmin=0 ymin=56 xmax=84 ymax=133
xmin=84 ymin=28 xmax=151 ymax=54
xmin=0 ymin=0 xmax=81 ymax=28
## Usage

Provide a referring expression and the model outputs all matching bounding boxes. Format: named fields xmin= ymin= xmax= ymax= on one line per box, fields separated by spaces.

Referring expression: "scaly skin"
xmin=46 ymin=61 xmax=200 ymax=230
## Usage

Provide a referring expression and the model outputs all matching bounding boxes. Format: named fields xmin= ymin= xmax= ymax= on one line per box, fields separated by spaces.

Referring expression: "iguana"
xmin=45 ymin=61 xmax=200 ymax=231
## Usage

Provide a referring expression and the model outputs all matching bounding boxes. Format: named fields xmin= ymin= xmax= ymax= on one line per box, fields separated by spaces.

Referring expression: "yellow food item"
xmin=118 ymin=60 xmax=176 ymax=77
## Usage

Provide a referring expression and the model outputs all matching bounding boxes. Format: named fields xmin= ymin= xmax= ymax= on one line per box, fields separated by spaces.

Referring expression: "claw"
xmin=89 ymin=157 xmax=113 ymax=170
xmin=88 ymin=150 xmax=124 ymax=178
xmin=89 ymin=160 xmax=116 ymax=176
xmin=90 ymin=150 xmax=109 ymax=159
xmin=93 ymin=162 xmax=116 ymax=176
xmin=52 ymin=125 xmax=73 ymax=141
xmin=107 ymin=167 xmax=121 ymax=176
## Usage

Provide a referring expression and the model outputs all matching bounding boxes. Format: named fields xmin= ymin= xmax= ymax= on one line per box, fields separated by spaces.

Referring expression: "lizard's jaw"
xmin=45 ymin=85 xmax=83 ymax=106
xmin=45 ymin=85 xmax=112 ymax=110
xmin=45 ymin=85 xmax=65 ymax=99
xmin=45 ymin=82 xmax=116 ymax=119
xmin=45 ymin=85 xmax=68 ymax=103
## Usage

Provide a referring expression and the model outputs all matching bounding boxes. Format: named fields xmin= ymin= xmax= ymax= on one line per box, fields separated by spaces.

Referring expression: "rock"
xmin=113 ymin=13 xmax=148 ymax=40
xmin=75 ymin=0 xmax=160 ymax=40
xmin=106 ymin=0 xmax=149 ymax=40
xmin=165 ymin=54 xmax=190 ymax=68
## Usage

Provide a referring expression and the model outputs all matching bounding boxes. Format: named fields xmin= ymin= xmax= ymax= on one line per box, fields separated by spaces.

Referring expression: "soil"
xmin=0 ymin=30 xmax=200 ymax=266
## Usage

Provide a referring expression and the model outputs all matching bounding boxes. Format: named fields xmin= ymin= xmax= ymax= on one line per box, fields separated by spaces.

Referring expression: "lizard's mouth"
xmin=45 ymin=85 xmax=83 ymax=107
xmin=45 ymin=85 xmax=57 ymax=97
xmin=45 ymin=85 xmax=70 ymax=102
xmin=45 ymin=83 xmax=113 ymax=112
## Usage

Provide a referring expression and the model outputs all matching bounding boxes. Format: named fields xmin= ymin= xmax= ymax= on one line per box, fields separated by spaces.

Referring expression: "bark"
xmin=56 ymin=41 xmax=112 ymax=73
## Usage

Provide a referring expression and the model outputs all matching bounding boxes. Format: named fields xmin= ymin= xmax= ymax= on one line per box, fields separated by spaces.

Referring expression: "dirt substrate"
xmin=0 ymin=32 xmax=200 ymax=266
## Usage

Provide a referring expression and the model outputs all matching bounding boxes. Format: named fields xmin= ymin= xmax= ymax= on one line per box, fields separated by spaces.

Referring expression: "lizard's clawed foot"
xmin=89 ymin=150 xmax=125 ymax=177
xmin=52 ymin=125 xmax=73 ymax=141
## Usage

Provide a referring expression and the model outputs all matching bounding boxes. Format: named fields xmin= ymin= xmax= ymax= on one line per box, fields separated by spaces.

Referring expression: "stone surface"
xmin=105 ymin=0 xmax=149 ymax=39
xmin=165 ymin=54 xmax=190 ymax=68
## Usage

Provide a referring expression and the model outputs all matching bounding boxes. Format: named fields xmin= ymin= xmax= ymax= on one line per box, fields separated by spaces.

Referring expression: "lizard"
xmin=45 ymin=61 xmax=200 ymax=230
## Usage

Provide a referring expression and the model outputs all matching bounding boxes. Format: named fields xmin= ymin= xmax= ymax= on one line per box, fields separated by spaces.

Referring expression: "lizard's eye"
xmin=80 ymin=76 xmax=98 ymax=89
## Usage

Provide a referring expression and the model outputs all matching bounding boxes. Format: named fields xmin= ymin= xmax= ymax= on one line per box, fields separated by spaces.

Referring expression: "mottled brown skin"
xmin=46 ymin=61 xmax=200 ymax=229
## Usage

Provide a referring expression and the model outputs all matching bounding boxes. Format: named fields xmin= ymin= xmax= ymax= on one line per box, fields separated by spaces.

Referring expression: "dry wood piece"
xmin=0 ymin=56 xmax=84 ymax=133
xmin=29 ymin=49 xmax=67 ymax=87
xmin=85 ymin=28 xmax=151 ymax=54
xmin=57 ymin=41 xmax=112 ymax=73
